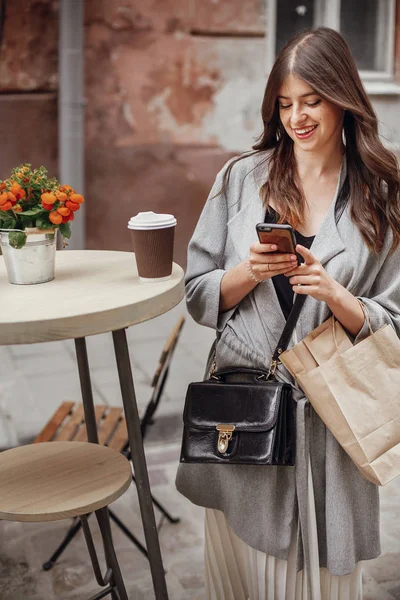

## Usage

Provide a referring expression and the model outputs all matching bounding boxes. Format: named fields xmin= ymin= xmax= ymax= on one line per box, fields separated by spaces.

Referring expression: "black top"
xmin=264 ymin=207 xmax=315 ymax=320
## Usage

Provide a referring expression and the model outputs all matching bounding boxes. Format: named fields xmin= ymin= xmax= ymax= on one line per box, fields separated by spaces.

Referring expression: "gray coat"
xmin=176 ymin=152 xmax=400 ymax=576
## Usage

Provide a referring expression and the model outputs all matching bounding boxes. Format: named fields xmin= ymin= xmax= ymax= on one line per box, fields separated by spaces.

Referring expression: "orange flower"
xmin=0 ymin=192 xmax=8 ymax=206
xmin=7 ymin=192 xmax=17 ymax=205
xmin=70 ymin=193 xmax=84 ymax=204
xmin=49 ymin=211 xmax=63 ymax=225
xmin=61 ymin=184 xmax=75 ymax=194
xmin=10 ymin=182 xmax=26 ymax=200
xmin=0 ymin=181 xmax=6 ymax=191
xmin=41 ymin=192 xmax=56 ymax=205
xmin=42 ymin=202 xmax=54 ymax=211
xmin=55 ymin=191 xmax=67 ymax=202
xmin=65 ymin=200 xmax=80 ymax=212
xmin=13 ymin=204 xmax=22 ymax=213
xmin=1 ymin=201 xmax=12 ymax=211
xmin=57 ymin=206 xmax=71 ymax=216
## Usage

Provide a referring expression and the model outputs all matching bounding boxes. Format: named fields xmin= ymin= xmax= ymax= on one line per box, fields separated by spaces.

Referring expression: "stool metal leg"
xmin=80 ymin=511 xmax=128 ymax=600
xmin=113 ymin=328 xmax=168 ymax=599
xmin=97 ymin=508 xmax=128 ymax=600
xmin=81 ymin=515 xmax=113 ymax=587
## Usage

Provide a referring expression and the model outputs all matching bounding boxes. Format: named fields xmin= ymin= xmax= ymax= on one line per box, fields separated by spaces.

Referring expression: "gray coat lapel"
xmin=226 ymin=181 xmax=266 ymax=263
xmin=308 ymin=156 xmax=347 ymax=268
xmin=308 ymin=195 xmax=346 ymax=268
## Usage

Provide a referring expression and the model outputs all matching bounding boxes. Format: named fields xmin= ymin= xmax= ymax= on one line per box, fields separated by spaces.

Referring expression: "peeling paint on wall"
xmin=145 ymin=52 xmax=220 ymax=127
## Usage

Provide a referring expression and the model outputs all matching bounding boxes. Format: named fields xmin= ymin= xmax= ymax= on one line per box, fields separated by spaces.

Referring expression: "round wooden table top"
xmin=0 ymin=250 xmax=185 ymax=345
xmin=0 ymin=441 xmax=132 ymax=522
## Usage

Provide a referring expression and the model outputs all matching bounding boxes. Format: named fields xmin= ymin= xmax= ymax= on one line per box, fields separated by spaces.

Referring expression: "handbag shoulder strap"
xmin=268 ymin=294 xmax=306 ymax=377
xmin=210 ymin=293 xmax=306 ymax=379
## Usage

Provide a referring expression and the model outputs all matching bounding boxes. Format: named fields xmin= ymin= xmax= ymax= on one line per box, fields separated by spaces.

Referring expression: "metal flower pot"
xmin=0 ymin=228 xmax=56 ymax=285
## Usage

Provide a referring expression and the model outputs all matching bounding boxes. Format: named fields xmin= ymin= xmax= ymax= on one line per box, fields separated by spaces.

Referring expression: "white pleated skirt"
xmin=204 ymin=462 xmax=362 ymax=600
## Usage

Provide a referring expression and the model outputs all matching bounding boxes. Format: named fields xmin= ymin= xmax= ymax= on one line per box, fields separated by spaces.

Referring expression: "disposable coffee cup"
xmin=128 ymin=211 xmax=177 ymax=282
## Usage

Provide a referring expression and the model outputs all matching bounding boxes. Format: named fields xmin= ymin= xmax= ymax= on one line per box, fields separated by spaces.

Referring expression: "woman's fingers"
xmin=289 ymin=275 xmax=319 ymax=286
xmin=248 ymin=243 xmax=299 ymax=281
xmin=296 ymin=244 xmax=317 ymax=265
xmin=250 ymin=252 xmax=297 ymax=265
xmin=251 ymin=242 xmax=278 ymax=253
xmin=284 ymin=263 xmax=315 ymax=276
xmin=256 ymin=261 xmax=298 ymax=275
xmin=292 ymin=285 xmax=317 ymax=295
xmin=277 ymin=265 xmax=298 ymax=275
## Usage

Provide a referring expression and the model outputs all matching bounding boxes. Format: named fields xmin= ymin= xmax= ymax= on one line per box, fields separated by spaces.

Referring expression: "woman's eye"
xmin=279 ymin=104 xmax=292 ymax=110
xmin=306 ymin=100 xmax=321 ymax=107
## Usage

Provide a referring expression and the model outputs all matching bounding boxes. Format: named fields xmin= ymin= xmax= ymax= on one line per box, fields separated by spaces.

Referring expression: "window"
xmin=266 ymin=0 xmax=397 ymax=84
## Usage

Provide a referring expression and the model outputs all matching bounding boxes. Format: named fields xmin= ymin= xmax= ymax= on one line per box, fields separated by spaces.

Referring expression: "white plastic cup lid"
xmin=128 ymin=211 xmax=177 ymax=230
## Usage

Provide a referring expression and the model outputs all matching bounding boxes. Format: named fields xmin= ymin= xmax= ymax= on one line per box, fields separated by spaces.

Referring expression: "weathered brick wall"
xmin=84 ymin=0 xmax=267 ymax=265
xmin=0 ymin=0 xmax=58 ymax=178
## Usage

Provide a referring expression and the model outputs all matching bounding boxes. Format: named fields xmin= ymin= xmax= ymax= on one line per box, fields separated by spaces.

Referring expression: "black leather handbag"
xmin=179 ymin=295 xmax=306 ymax=466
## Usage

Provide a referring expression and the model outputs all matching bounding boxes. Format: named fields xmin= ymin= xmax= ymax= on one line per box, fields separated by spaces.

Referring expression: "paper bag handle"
xmin=331 ymin=298 xmax=374 ymax=353
xmin=357 ymin=298 xmax=374 ymax=335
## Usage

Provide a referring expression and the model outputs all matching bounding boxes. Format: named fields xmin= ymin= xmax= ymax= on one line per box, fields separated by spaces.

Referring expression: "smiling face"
xmin=278 ymin=74 xmax=344 ymax=154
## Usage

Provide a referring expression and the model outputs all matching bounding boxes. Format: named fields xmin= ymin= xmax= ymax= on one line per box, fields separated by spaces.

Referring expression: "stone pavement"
xmin=0 ymin=302 xmax=399 ymax=599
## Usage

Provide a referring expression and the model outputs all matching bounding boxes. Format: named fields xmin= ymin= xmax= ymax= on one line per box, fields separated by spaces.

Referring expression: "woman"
xmin=176 ymin=27 xmax=400 ymax=599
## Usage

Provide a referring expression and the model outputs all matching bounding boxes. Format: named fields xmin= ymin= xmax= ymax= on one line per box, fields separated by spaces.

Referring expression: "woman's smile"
xmin=292 ymin=124 xmax=318 ymax=139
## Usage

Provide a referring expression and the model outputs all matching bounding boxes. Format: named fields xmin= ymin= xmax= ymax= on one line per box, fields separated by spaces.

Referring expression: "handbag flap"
xmin=183 ymin=380 xmax=290 ymax=432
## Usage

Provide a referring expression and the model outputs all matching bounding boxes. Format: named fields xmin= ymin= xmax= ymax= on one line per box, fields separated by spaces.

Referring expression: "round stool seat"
xmin=0 ymin=441 xmax=132 ymax=522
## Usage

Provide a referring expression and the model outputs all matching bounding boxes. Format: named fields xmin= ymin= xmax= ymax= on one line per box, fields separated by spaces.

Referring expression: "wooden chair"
xmin=35 ymin=315 xmax=185 ymax=571
xmin=0 ymin=441 xmax=132 ymax=599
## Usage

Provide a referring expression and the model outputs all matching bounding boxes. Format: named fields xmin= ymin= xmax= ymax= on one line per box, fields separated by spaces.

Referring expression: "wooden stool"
xmin=0 ymin=441 xmax=132 ymax=599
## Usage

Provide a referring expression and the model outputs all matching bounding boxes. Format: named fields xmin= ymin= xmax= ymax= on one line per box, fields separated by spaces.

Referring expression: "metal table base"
xmin=75 ymin=331 xmax=169 ymax=599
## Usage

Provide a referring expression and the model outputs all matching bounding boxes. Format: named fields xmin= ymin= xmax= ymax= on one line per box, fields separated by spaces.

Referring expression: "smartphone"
xmin=256 ymin=223 xmax=301 ymax=266
xmin=256 ymin=223 xmax=297 ymax=254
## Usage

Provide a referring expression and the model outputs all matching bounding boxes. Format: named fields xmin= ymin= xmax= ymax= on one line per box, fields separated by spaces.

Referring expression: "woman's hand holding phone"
xmin=220 ymin=233 xmax=298 ymax=312
xmin=247 ymin=241 xmax=298 ymax=282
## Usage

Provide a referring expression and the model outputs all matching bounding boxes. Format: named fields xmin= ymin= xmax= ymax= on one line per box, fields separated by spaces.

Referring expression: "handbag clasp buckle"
xmin=216 ymin=424 xmax=235 ymax=454
xmin=267 ymin=357 xmax=281 ymax=380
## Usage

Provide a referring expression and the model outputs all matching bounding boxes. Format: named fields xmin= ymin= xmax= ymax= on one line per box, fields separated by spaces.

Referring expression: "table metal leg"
xmin=75 ymin=337 xmax=127 ymax=599
xmin=75 ymin=337 xmax=99 ymax=444
xmin=112 ymin=328 xmax=169 ymax=600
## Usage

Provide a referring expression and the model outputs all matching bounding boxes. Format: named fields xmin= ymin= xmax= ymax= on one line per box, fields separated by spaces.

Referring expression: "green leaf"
xmin=8 ymin=230 xmax=27 ymax=249
xmin=0 ymin=211 xmax=17 ymax=229
xmin=20 ymin=208 xmax=45 ymax=217
xmin=59 ymin=222 xmax=71 ymax=239
xmin=35 ymin=215 xmax=55 ymax=230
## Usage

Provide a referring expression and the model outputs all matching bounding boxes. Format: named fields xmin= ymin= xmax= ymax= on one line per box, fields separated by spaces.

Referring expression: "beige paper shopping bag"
xmin=280 ymin=311 xmax=400 ymax=486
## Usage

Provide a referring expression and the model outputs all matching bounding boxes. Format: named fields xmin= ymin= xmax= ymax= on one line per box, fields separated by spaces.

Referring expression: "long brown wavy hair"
xmin=220 ymin=27 xmax=400 ymax=253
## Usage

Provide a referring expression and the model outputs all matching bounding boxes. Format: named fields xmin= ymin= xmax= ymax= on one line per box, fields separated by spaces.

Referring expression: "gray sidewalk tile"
xmin=9 ymin=344 xmax=76 ymax=377
xmin=8 ymin=340 xmax=68 ymax=358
